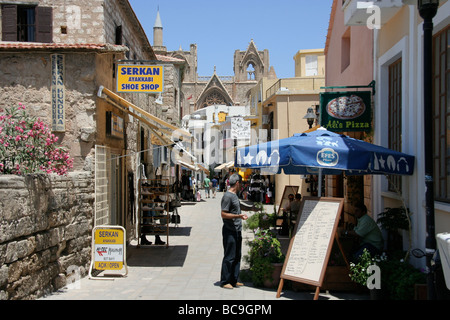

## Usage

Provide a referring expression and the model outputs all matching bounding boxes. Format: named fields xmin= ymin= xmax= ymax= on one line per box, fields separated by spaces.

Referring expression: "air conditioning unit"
xmin=437 ymin=233 xmax=450 ymax=290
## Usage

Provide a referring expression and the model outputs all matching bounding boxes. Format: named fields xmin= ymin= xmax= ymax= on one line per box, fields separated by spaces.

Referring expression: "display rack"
xmin=138 ymin=179 xmax=170 ymax=247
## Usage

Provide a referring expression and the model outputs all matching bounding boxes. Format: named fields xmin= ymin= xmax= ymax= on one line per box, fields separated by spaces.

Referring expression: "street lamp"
xmin=304 ymin=106 xmax=319 ymax=195
xmin=418 ymin=0 xmax=439 ymax=300
xmin=303 ymin=107 xmax=317 ymax=129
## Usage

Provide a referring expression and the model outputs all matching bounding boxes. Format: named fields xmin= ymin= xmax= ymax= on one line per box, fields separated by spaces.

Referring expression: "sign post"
xmin=51 ymin=54 xmax=65 ymax=132
xmin=89 ymin=226 xmax=128 ymax=280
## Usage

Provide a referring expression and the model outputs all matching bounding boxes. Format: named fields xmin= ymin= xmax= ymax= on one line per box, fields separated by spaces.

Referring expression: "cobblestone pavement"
xmin=40 ymin=191 xmax=369 ymax=301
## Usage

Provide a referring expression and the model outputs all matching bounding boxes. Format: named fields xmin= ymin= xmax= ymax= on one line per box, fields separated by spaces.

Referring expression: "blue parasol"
xmin=235 ymin=128 xmax=415 ymax=192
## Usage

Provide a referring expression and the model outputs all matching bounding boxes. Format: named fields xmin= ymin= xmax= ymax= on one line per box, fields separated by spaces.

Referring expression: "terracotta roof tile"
xmin=0 ymin=42 xmax=129 ymax=52
xmin=156 ymin=54 xmax=186 ymax=63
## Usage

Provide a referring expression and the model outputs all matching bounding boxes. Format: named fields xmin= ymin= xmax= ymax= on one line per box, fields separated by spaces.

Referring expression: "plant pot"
xmin=370 ymin=288 xmax=384 ymax=300
xmin=263 ymin=263 xmax=283 ymax=288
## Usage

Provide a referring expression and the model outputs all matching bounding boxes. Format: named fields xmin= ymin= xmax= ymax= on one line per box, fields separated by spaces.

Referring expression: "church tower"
xmin=233 ymin=39 xmax=271 ymax=82
xmin=153 ymin=8 xmax=167 ymax=54
xmin=152 ymin=10 xmax=275 ymax=113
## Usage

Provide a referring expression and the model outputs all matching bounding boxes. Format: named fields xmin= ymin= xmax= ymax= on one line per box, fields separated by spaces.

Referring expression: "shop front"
xmin=96 ymin=86 xmax=192 ymax=242
xmin=94 ymin=97 xmax=127 ymax=229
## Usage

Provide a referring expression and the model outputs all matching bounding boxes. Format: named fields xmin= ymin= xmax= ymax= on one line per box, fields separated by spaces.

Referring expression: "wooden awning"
xmin=177 ymin=160 xmax=196 ymax=171
xmin=197 ymin=164 xmax=210 ymax=175
xmin=214 ymin=161 xmax=234 ymax=171
xmin=97 ymin=86 xmax=191 ymax=144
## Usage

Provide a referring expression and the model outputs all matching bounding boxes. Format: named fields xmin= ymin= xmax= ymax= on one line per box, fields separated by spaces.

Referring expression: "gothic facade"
xmin=153 ymin=10 xmax=276 ymax=117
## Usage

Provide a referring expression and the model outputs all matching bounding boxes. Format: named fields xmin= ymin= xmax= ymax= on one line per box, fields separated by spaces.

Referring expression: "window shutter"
xmin=35 ymin=6 xmax=52 ymax=43
xmin=2 ymin=5 xmax=18 ymax=41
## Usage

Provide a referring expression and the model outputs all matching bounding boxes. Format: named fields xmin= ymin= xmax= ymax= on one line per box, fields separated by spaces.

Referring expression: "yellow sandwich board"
xmin=89 ymin=226 xmax=128 ymax=279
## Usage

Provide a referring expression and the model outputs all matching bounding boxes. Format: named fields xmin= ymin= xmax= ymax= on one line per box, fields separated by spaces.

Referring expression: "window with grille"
xmin=432 ymin=26 xmax=450 ymax=202
xmin=388 ymin=58 xmax=402 ymax=193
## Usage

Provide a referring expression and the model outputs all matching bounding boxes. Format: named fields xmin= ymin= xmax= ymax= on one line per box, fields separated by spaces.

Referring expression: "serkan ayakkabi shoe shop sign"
xmin=320 ymin=91 xmax=372 ymax=132
xmin=116 ymin=65 xmax=164 ymax=93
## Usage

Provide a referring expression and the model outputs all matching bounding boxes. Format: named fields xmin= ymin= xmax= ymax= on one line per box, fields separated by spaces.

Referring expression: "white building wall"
xmin=373 ymin=3 xmax=450 ymax=269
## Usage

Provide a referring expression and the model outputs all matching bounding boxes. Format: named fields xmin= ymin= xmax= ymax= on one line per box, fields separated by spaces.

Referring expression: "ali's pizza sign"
xmin=320 ymin=91 xmax=372 ymax=132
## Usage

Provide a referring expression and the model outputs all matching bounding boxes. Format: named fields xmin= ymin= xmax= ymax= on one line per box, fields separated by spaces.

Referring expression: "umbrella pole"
xmin=318 ymin=169 xmax=322 ymax=197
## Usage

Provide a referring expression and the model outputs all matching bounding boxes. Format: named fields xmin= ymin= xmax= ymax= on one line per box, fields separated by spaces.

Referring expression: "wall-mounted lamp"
xmin=303 ymin=107 xmax=317 ymax=129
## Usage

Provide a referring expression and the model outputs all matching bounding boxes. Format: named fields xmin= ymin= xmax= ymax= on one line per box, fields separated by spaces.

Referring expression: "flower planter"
xmin=292 ymin=266 xmax=359 ymax=292
xmin=263 ymin=263 xmax=283 ymax=288
xmin=370 ymin=288 xmax=384 ymax=300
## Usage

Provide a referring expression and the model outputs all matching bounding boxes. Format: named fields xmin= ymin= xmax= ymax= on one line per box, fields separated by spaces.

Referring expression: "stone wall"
xmin=0 ymin=51 xmax=98 ymax=172
xmin=0 ymin=172 xmax=94 ymax=300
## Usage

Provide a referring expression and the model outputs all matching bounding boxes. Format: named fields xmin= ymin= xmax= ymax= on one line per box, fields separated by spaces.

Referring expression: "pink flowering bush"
xmin=0 ymin=103 xmax=73 ymax=176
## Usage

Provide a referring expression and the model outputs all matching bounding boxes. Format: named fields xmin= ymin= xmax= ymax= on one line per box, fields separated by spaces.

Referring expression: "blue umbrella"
xmin=235 ymin=128 xmax=415 ymax=176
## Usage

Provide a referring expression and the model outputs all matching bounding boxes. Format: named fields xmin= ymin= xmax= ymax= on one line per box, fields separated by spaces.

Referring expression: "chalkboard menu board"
xmin=280 ymin=197 xmax=344 ymax=287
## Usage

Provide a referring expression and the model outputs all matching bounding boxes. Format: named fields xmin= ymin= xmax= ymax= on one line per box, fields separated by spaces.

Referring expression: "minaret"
xmin=153 ymin=8 xmax=167 ymax=54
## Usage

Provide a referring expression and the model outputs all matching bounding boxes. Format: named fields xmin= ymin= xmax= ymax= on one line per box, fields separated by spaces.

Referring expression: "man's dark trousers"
xmin=220 ymin=226 xmax=242 ymax=286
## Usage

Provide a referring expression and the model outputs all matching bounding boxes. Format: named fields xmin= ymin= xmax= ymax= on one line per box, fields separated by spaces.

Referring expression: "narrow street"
xmin=40 ymin=191 xmax=368 ymax=301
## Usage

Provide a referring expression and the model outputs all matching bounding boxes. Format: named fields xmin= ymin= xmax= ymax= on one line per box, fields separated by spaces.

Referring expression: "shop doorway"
xmin=95 ymin=145 xmax=125 ymax=227
xmin=109 ymin=153 xmax=123 ymax=226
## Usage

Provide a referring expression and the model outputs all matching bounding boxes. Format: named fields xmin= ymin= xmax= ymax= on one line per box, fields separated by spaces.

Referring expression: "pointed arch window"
xmin=247 ymin=63 xmax=256 ymax=80
xmin=202 ymin=91 xmax=226 ymax=108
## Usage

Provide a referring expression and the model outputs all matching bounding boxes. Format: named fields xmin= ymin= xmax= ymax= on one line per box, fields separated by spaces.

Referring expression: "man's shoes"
xmin=234 ymin=282 xmax=244 ymax=287
xmin=221 ymin=284 xmax=233 ymax=289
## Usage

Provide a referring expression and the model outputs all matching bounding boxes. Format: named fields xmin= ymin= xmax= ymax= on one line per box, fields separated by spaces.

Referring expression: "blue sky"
xmin=129 ymin=0 xmax=333 ymax=79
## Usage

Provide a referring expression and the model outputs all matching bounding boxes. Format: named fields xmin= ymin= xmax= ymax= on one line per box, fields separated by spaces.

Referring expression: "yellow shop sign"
xmin=89 ymin=226 xmax=128 ymax=279
xmin=117 ymin=65 xmax=164 ymax=93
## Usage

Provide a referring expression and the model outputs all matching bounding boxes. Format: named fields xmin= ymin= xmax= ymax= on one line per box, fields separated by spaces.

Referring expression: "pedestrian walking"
xmin=204 ymin=176 xmax=210 ymax=198
xmin=211 ymin=176 xmax=218 ymax=198
xmin=220 ymin=173 xmax=258 ymax=289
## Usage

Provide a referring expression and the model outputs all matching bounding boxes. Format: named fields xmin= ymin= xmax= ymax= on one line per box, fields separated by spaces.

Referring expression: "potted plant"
xmin=377 ymin=207 xmax=410 ymax=254
xmin=378 ymin=251 xmax=426 ymax=300
xmin=246 ymin=228 xmax=285 ymax=288
xmin=349 ymin=248 xmax=385 ymax=299
xmin=350 ymin=249 xmax=426 ymax=300
xmin=243 ymin=202 xmax=276 ymax=231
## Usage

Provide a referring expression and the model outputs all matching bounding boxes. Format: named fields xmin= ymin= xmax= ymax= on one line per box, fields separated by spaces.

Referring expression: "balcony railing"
xmin=197 ymin=75 xmax=234 ymax=82
xmin=266 ymin=77 xmax=325 ymax=99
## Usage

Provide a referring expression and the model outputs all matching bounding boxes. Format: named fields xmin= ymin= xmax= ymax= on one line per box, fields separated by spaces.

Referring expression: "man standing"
xmin=220 ymin=173 xmax=257 ymax=289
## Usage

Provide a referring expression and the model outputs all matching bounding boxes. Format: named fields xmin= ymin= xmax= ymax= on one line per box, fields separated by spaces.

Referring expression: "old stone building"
xmin=152 ymin=10 xmax=276 ymax=117
xmin=0 ymin=0 xmax=186 ymax=299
